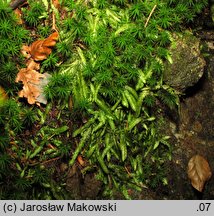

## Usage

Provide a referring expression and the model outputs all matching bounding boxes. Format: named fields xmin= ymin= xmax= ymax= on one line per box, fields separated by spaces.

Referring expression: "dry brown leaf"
xmin=77 ymin=155 xmax=85 ymax=166
xmin=24 ymin=32 xmax=59 ymax=61
xmin=42 ymin=32 xmax=59 ymax=46
xmin=26 ymin=59 xmax=40 ymax=71
xmin=21 ymin=45 xmax=31 ymax=59
xmin=30 ymin=40 xmax=52 ymax=61
xmin=16 ymin=69 xmax=51 ymax=105
xmin=17 ymin=32 xmax=58 ymax=104
xmin=187 ymin=155 xmax=212 ymax=192
xmin=16 ymin=68 xmax=45 ymax=104
xmin=16 ymin=57 xmax=51 ymax=105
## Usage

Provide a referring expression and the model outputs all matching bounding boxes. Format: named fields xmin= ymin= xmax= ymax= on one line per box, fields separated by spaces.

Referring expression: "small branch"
xmin=52 ymin=12 xmax=57 ymax=31
xmin=10 ymin=0 xmax=27 ymax=10
xmin=144 ymin=4 xmax=157 ymax=28
xmin=28 ymin=156 xmax=61 ymax=166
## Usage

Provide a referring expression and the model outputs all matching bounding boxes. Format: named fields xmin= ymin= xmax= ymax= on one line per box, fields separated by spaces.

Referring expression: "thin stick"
xmin=124 ymin=166 xmax=131 ymax=177
xmin=10 ymin=0 xmax=27 ymax=10
xmin=144 ymin=4 xmax=157 ymax=28
xmin=52 ymin=12 xmax=58 ymax=32
xmin=28 ymin=156 xmax=61 ymax=166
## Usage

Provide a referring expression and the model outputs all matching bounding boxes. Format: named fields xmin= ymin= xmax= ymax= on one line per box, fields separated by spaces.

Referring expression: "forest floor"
xmin=2 ymin=1 xmax=214 ymax=200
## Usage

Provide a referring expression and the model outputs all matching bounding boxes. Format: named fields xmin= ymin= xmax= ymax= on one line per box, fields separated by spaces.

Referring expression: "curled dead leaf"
xmin=17 ymin=31 xmax=57 ymax=105
xmin=30 ymin=40 xmax=52 ymax=61
xmin=23 ymin=32 xmax=59 ymax=61
xmin=187 ymin=155 xmax=212 ymax=192
xmin=26 ymin=59 xmax=40 ymax=71
xmin=43 ymin=31 xmax=59 ymax=46
xmin=15 ymin=59 xmax=51 ymax=105
xmin=16 ymin=68 xmax=45 ymax=104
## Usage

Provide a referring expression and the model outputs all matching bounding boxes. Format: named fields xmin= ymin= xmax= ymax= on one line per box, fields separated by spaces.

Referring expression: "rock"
xmin=36 ymin=73 xmax=52 ymax=105
xmin=163 ymin=32 xmax=206 ymax=92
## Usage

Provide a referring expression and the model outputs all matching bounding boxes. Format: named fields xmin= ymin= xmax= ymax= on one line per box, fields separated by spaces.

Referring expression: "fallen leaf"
xmin=26 ymin=59 xmax=40 ymax=70
xmin=16 ymin=68 xmax=45 ymax=104
xmin=16 ymin=32 xmax=59 ymax=105
xmin=187 ymin=155 xmax=212 ymax=192
xmin=21 ymin=45 xmax=31 ymax=59
xmin=77 ymin=155 xmax=85 ymax=166
xmin=30 ymin=40 xmax=52 ymax=61
xmin=28 ymin=32 xmax=59 ymax=61
xmin=17 ymin=31 xmax=58 ymax=105
xmin=15 ymin=61 xmax=51 ymax=105
xmin=42 ymin=32 xmax=59 ymax=46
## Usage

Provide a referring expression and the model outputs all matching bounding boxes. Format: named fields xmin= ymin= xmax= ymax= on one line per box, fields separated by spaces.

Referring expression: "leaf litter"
xmin=16 ymin=32 xmax=59 ymax=105
xmin=187 ymin=155 xmax=212 ymax=192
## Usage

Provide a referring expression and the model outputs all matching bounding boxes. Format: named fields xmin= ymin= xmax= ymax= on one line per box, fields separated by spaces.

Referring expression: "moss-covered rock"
xmin=163 ymin=32 xmax=206 ymax=92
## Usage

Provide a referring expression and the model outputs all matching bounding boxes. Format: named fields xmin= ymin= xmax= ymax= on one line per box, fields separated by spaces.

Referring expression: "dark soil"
xmin=65 ymin=164 xmax=103 ymax=199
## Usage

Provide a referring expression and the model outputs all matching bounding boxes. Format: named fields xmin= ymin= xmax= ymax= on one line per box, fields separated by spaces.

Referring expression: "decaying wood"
xmin=10 ymin=0 xmax=27 ymax=10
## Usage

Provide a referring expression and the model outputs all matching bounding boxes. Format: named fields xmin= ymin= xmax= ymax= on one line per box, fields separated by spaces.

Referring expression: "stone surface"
xmin=163 ymin=32 xmax=206 ymax=92
xmin=160 ymin=40 xmax=214 ymax=199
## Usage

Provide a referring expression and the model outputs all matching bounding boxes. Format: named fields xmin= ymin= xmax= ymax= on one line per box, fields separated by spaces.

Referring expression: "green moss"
xmin=0 ymin=1 xmax=29 ymax=87
xmin=23 ymin=0 xmax=46 ymax=27
xmin=0 ymin=0 xmax=209 ymax=199
xmin=59 ymin=0 xmax=207 ymax=198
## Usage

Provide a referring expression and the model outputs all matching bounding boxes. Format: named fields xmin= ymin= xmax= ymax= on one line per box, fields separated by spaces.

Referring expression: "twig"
xmin=28 ymin=156 xmax=61 ymax=166
xmin=144 ymin=4 xmax=157 ymax=28
xmin=10 ymin=0 xmax=27 ymax=10
xmin=51 ymin=1 xmax=59 ymax=32
xmin=52 ymin=12 xmax=57 ymax=31
xmin=124 ymin=166 xmax=131 ymax=177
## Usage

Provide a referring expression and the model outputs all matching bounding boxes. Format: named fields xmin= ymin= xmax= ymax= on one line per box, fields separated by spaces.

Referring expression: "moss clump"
xmin=0 ymin=1 xmax=29 ymax=89
xmin=0 ymin=0 xmax=209 ymax=199
xmin=53 ymin=0 xmax=208 ymax=198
